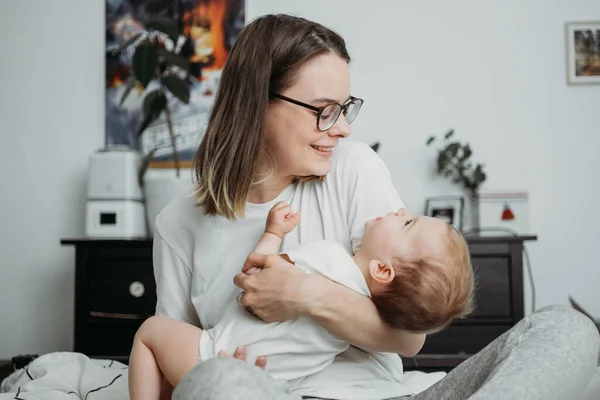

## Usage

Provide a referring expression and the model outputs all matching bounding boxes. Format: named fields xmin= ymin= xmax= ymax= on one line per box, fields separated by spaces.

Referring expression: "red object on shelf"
xmin=501 ymin=204 xmax=515 ymax=220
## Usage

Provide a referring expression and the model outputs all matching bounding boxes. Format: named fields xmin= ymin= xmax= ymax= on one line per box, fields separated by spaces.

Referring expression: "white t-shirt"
xmin=198 ymin=240 xmax=369 ymax=386
xmin=153 ymin=140 xmax=415 ymax=399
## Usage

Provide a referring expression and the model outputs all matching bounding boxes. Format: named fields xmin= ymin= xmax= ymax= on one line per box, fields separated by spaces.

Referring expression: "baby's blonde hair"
xmin=371 ymin=225 xmax=475 ymax=332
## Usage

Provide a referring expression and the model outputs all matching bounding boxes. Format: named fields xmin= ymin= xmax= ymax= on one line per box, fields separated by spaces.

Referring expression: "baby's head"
xmin=359 ymin=209 xmax=474 ymax=333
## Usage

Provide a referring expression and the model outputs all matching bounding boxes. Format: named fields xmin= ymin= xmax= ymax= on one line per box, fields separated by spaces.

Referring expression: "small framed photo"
xmin=565 ymin=21 xmax=600 ymax=84
xmin=424 ymin=196 xmax=465 ymax=231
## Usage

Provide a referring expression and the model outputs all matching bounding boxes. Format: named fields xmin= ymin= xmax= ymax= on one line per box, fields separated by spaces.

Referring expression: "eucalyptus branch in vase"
xmin=426 ymin=129 xmax=487 ymax=199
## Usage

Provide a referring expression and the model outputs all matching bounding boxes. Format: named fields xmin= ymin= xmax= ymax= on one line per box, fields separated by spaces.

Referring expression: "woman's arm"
xmin=305 ymin=271 xmax=426 ymax=355
xmin=153 ymin=227 xmax=200 ymax=326
xmin=236 ymin=252 xmax=425 ymax=356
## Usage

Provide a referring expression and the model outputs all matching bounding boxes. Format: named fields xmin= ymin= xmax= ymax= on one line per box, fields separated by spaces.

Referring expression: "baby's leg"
xmin=128 ymin=315 xmax=203 ymax=400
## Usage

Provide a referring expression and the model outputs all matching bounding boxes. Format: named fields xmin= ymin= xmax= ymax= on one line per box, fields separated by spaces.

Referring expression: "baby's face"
xmin=362 ymin=210 xmax=449 ymax=261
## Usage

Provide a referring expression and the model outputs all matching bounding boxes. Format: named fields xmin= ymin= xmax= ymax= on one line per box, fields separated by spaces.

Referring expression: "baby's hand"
xmin=266 ymin=201 xmax=300 ymax=238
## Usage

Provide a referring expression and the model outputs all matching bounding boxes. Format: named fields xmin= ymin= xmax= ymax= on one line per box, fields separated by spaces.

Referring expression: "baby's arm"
xmin=253 ymin=201 xmax=300 ymax=255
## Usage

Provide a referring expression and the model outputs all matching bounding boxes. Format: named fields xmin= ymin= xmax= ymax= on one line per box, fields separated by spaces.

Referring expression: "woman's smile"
xmin=311 ymin=144 xmax=335 ymax=157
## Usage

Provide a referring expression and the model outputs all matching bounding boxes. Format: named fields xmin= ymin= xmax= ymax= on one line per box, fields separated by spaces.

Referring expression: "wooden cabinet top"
xmin=61 ymin=235 xmax=537 ymax=248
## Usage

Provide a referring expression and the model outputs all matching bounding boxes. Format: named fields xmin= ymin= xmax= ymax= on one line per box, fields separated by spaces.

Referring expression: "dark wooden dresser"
xmin=403 ymin=235 xmax=537 ymax=371
xmin=61 ymin=235 xmax=536 ymax=369
xmin=61 ymin=239 xmax=154 ymax=364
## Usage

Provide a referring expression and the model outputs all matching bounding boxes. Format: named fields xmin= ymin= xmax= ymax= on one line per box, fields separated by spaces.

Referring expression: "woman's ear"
xmin=368 ymin=259 xmax=395 ymax=284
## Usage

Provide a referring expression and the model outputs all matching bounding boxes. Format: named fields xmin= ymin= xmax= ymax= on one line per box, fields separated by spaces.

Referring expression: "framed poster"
xmin=565 ymin=21 xmax=600 ymax=84
xmin=105 ymin=0 xmax=245 ymax=167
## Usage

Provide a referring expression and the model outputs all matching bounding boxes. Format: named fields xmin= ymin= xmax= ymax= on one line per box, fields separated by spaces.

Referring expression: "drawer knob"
xmin=129 ymin=281 xmax=145 ymax=298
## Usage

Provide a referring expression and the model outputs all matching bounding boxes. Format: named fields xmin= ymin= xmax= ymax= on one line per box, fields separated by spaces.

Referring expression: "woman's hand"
xmin=217 ymin=345 xmax=267 ymax=369
xmin=233 ymin=253 xmax=314 ymax=323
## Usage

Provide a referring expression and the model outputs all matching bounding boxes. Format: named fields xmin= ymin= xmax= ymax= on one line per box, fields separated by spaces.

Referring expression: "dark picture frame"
xmin=424 ymin=196 xmax=465 ymax=231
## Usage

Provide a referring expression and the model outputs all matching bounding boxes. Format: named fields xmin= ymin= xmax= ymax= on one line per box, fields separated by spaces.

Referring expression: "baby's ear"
xmin=368 ymin=259 xmax=395 ymax=284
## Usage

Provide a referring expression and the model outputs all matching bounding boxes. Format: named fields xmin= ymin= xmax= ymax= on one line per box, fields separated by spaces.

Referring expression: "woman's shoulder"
xmin=331 ymin=140 xmax=376 ymax=164
xmin=329 ymin=140 xmax=392 ymax=184
xmin=153 ymin=186 xmax=207 ymax=252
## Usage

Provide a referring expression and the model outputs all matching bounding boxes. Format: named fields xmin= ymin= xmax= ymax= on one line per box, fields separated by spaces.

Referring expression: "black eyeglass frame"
xmin=270 ymin=92 xmax=364 ymax=132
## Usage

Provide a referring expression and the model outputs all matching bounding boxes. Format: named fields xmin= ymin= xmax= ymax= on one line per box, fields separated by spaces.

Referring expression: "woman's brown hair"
xmin=193 ymin=14 xmax=350 ymax=219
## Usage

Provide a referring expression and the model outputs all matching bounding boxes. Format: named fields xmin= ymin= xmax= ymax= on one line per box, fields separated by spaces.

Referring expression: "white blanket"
xmin=0 ymin=352 xmax=129 ymax=400
xmin=0 ymin=351 xmax=450 ymax=400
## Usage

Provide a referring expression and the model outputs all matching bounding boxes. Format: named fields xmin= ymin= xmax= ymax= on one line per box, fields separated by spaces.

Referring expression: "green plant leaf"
xmin=138 ymin=90 xmax=167 ymax=136
xmin=119 ymin=77 xmax=136 ymax=106
xmin=118 ymin=32 xmax=142 ymax=51
xmin=464 ymin=177 xmax=476 ymax=191
xmin=444 ymin=129 xmax=454 ymax=139
xmin=444 ymin=142 xmax=460 ymax=158
xmin=473 ymin=164 xmax=486 ymax=184
xmin=460 ymin=144 xmax=472 ymax=161
xmin=133 ymin=41 xmax=158 ymax=89
xmin=138 ymin=112 xmax=155 ymax=137
xmin=157 ymin=47 xmax=190 ymax=72
xmin=426 ymin=136 xmax=435 ymax=146
xmin=146 ymin=17 xmax=179 ymax=44
xmin=162 ymin=75 xmax=190 ymax=104
xmin=142 ymin=90 xmax=162 ymax=117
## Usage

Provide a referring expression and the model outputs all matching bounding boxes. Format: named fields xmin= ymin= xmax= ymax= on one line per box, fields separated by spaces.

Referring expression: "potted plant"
xmin=117 ymin=17 xmax=194 ymax=235
xmin=426 ymin=129 xmax=487 ymax=229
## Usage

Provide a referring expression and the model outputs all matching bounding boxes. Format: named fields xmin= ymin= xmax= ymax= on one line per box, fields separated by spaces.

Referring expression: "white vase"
xmin=143 ymin=169 xmax=195 ymax=236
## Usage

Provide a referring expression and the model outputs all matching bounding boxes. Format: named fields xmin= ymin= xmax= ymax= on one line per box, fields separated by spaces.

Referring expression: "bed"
xmin=1 ymin=351 xmax=598 ymax=399
xmin=0 ymin=351 xmax=449 ymax=400
xmin=0 ymin=352 xmax=128 ymax=400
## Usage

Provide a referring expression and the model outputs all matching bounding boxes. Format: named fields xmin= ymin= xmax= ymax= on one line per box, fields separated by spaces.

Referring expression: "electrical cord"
xmin=462 ymin=227 xmax=536 ymax=315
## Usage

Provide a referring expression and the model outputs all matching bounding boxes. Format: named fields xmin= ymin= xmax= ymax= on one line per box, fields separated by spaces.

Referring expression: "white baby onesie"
xmin=198 ymin=240 xmax=371 ymax=384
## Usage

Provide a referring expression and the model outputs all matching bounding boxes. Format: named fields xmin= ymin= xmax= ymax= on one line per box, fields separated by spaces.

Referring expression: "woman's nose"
xmin=327 ymin=115 xmax=351 ymax=138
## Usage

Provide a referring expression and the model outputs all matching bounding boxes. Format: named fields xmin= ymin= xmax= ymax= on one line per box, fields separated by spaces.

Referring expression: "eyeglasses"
xmin=270 ymin=92 xmax=364 ymax=132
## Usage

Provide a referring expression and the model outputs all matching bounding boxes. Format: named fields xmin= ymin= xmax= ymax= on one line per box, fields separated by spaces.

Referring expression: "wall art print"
xmin=566 ymin=21 xmax=600 ymax=85
xmin=105 ymin=0 xmax=245 ymax=167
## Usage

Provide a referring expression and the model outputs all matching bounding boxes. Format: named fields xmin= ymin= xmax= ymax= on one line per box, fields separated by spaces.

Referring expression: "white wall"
xmin=0 ymin=1 xmax=105 ymax=358
xmin=0 ymin=0 xmax=598 ymax=359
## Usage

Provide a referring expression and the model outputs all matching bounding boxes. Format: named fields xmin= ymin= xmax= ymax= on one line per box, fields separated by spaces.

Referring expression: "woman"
xmin=153 ymin=13 xmax=599 ymax=400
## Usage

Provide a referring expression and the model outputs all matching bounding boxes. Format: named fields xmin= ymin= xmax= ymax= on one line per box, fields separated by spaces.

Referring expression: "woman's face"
xmin=264 ymin=53 xmax=353 ymax=179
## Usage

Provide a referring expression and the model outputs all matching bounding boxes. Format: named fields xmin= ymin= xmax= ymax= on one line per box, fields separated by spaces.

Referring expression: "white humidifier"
xmin=85 ymin=147 xmax=147 ymax=239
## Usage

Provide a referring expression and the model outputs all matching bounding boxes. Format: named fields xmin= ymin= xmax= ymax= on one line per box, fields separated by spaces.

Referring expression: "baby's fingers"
xmin=291 ymin=211 xmax=301 ymax=222
xmin=233 ymin=345 xmax=248 ymax=361
xmin=255 ymin=356 xmax=267 ymax=369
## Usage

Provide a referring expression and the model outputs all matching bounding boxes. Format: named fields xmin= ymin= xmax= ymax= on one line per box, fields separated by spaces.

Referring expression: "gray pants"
xmin=173 ymin=305 xmax=600 ymax=400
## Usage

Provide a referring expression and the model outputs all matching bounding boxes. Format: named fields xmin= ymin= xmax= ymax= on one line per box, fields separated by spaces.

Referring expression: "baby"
xmin=252 ymin=201 xmax=474 ymax=333
xmin=128 ymin=202 xmax=474 ymax=399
